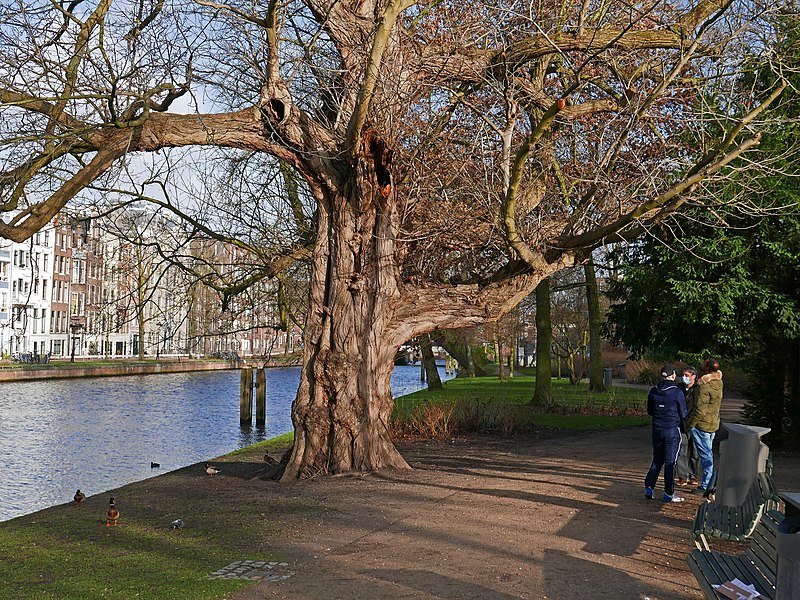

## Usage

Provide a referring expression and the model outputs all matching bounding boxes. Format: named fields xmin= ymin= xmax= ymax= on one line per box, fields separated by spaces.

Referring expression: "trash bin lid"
xmin=721 ymin=422 xmax=771 ymax=437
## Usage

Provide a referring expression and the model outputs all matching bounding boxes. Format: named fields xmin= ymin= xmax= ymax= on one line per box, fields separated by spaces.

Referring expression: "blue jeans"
xmin=690 ymin=427 xmax=715 ymax=489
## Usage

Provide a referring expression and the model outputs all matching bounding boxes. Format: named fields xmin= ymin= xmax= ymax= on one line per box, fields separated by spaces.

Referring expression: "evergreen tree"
xmin=605 ymin=15 xmax=800 ymax=444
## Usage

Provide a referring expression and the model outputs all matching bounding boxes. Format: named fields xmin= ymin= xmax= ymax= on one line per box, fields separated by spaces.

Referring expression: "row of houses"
xmin=0 ymin=210 xmax=302 ymax=361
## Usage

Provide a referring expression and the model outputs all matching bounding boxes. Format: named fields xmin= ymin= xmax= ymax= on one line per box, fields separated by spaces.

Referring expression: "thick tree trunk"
xmin=281 ymin=148 xmax=410 ymax=479
xmin=420 ymin=334 xmax=443 ymax=390
xmin=583 ymin=258 xmax=606 ymax=392
xmin=279 ymin=135 xmax=573 ymax=478
xmin=532 ymin=277 xmax=552 ymax=406
xmin=495 ymin=340 xmax=506 ymax=380
xmin=584 ymin=259 xmax=605 ymax=391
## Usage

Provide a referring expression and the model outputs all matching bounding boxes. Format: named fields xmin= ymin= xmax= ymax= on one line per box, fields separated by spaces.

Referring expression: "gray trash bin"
xmin=777 ymin=492 xmax=800 ymax=600
xmin=603 ymin=368 xmax=613 ymax=388
xmin=715 ymin=422 xmax=771 ymax=506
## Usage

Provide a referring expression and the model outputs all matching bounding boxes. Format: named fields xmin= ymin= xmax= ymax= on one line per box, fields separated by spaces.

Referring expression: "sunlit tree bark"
xmin=584 ymin=258 xmax=605 ymax=392
xmin=532 ymin=278 xmax=552 ymax=407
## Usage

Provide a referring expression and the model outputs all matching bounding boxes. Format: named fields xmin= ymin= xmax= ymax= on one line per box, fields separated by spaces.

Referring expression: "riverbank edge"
xmin=0 ymin=357 xmax=302 ymax=382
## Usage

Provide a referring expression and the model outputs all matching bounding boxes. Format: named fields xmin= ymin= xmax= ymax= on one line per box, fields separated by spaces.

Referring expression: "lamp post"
xmin=69 ymin=317 xmax=83 ymax=362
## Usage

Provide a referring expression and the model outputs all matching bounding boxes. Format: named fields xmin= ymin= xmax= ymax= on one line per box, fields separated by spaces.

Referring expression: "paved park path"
xmin=228 ymin=395 xmax=800 ymax=600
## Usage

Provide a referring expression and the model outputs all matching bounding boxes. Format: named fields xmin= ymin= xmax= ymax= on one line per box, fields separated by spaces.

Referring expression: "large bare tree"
xmin=0 ymin=0 xmax=792 ymax=478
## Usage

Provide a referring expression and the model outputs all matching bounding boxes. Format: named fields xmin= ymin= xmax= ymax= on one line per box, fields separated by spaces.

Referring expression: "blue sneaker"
xmin=644 ymin=487 xmax=653 ymax=499
xmin=662 ymin=493 xmax=685 ymax=503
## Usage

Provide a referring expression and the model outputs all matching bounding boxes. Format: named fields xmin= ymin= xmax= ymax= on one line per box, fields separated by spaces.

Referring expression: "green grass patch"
xmin=223 ymin=432 xmax=295 ymax=460
xmin=392 ymin=376 xmax=649 ymax=435
xmin=0 ymin=432 xmax=300 ymax=599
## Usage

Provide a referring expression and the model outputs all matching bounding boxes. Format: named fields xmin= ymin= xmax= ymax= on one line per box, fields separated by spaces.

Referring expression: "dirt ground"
xmin=221 ymin=420 xmax=800 ymax=600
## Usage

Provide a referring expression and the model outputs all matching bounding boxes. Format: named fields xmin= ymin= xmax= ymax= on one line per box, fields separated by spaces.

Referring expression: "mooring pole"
xmin=255 ymin=368 xmax=266 ymax=426
xmin=240 ymin=367 xmax=253 ymax=424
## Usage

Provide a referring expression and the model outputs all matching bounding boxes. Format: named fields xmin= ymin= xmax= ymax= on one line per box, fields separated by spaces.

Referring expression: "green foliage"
xmin=603 ymin=14 xmax=800 ymax=444
xmin=470 ymin=345 xmax=490 ymax=372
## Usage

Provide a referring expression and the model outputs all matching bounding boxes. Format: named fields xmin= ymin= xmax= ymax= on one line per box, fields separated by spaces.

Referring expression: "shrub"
xmin=480 ymin=402 xmax=530 ymax=435
xmin=391 ymin=401 xmax=456 ymax=440
xmin=624 ymin=359 xmax=661 ymax=385
xmin=452 ymin=398 xmax=485 ymax=432
xmin=602 ymin=346 xmax=630 ymax=377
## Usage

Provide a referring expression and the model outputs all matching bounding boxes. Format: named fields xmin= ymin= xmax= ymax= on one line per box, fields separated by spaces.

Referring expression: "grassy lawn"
xmin=0 ymin=435 xmax=296 ymax=600
xmin=393 ymin=376 xmax=650 ymax=430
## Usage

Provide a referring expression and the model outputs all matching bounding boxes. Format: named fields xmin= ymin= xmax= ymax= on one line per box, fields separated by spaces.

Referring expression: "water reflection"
xmin=0 ymin=363 xmax=451 ymax=521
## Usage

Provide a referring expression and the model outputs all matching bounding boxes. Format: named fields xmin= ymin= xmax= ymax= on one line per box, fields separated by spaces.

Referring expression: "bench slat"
xmin=690 ymin=473 xmax=779 ymax=543
xmin=688 ymin=511 xmax=782 ymax=600
xmin=718 ymin=552 xmax=774 ymax=598
xmin=688 ymin=550 xmax=727 ymax=599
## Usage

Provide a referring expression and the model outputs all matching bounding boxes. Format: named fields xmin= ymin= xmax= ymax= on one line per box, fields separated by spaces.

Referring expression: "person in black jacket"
xmin=676 ymin=366 xmax=700 ymax=487
xmin=644 ymin=365 xmax=688 ymax=502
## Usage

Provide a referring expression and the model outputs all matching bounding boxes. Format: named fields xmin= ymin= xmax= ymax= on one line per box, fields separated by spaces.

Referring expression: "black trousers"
xmin=676 ymin=431 xmax=699 ymax=481
xmin=645 ymin=427 xmax=681 ymax=496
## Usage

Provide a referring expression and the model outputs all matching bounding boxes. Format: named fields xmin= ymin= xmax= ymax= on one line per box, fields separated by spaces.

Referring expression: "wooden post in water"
xmin=240 ymin=367 xmax=253 ymax=424
xmin=255 ymin=368 xmax=266 ymax=426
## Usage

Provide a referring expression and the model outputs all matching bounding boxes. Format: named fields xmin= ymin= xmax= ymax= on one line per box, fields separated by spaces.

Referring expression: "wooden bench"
xmin=687 ymin=509 xmax=783 ymax=599
xmin=691 ymin=472 xmax=781 ymax=550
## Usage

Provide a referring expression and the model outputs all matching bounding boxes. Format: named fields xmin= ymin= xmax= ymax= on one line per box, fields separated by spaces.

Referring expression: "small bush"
xmin=480 ymin=402 xmax=530 ymax=435
xmin=391 ymin=401 xmax=456 ymax=440
xmin=452 ymin=398 xmax=485 ymax=432
xmin=602 ymin=346 xmax=630 ymax=376
xmin=624 ymin=359 xmax=661 ymax=385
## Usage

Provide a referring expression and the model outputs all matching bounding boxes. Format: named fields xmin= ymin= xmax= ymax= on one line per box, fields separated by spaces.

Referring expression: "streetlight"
xmin=69 ymin=317 xmax=83 ymax=362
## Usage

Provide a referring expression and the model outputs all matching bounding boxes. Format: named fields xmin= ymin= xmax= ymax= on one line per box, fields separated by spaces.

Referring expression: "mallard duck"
xmin=171 ymin=519 xmax=185 ymax=533
xmin=106 ymin=497 xmax=119 ymax=526
xmin=204 ymin=462 xmax=220 ymax=476
xmin=73 ymin=489 xmax=86 ymax=506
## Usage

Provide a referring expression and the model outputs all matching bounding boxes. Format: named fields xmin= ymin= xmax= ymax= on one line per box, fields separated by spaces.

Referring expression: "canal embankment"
xmin=0 ymin=356 xmax=302 ymax=382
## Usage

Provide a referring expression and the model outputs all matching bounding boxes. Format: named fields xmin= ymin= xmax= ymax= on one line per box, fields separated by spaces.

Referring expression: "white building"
xmin=0 ymin=241 xmax=10 ymax=355
xmin=1 ymin=225 xmax=53 ymax=357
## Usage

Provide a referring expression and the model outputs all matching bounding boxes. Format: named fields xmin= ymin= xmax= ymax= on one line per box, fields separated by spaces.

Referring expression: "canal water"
xmin=0 ymin=364 xmax=452 ymax=522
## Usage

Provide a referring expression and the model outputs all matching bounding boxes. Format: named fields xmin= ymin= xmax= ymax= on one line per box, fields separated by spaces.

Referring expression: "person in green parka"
xmin=685 ymin=358 xmax=723 ymax=493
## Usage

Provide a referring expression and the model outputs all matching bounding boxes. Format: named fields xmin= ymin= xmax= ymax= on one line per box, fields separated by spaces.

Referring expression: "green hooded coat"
xmin=686 ymin=371 xmax=723 ymax=433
